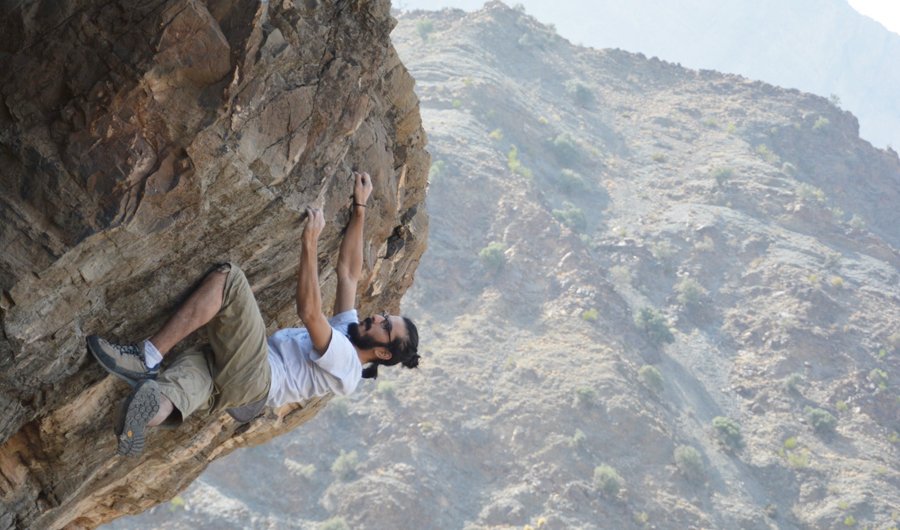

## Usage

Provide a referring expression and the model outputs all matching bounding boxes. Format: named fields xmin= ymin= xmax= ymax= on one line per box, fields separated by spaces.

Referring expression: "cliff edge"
xmin=0 ymin=1 xmax=428 ymax=528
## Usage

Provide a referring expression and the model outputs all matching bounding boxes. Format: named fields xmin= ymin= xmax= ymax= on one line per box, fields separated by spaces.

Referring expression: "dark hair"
xmin=361 ymin=316 xmax=419 ymax=379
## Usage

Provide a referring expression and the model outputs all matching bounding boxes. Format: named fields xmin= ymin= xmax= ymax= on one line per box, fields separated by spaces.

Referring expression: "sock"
xmin=143 ymin=339 xmax=163 ymax=369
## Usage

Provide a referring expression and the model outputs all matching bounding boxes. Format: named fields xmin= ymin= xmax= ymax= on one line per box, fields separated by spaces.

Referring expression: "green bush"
xmin=428 ymin=160 xmax=446 ymax=183
xmin=416 ymin=20 xmax=434 ymax=41
xmin=558 ymin=168 xmax=588 ymax=194
xmin=593 ymin=464 xmax=623 ymax=497
xmin=320 ymin=517 xmax=350 ymax=530
xmin=755 ymin=144 xmax=777 ymax=164
xmin=548 ymin=133 xmax=582 ymax=165
xmin=331 ymin=450 xmax=359 ymax=481
xmin=507 ymin=145 xmax=534 ymax=178
xmin=552 ymin=202 xmax=587 ymax=232
xmin=635 ymin=307 xmax=674 ymax=346
xmin=796 ymin=183 xmax=826 ymax=204
xmin=478 ymin=242 xmax=506 ymax=272
xmin=712 ymin=416 xmax=743 ymax=450
xmin=674 ymin=445 xmax=705 ymax=482
xmin=638 ymin=365 xmax=664 ymax=394
xmin=581 ymin=308 xmax=599 ymax=322
xmin=785 ymin=447 xmax=810 ymax=469
xmin=868 ymin=368 xmax=888 ymax=391
xmin=784 ymin=373 xmax=804 ymax=393
xmin=813 ymin=116 xmax=830 ymax=130
xmin=804 ymin=407 xmax=837 ymax=434
xmin=675 ymin=278 xmax=707 ymax=307
xmin=565 ymin=79 xmax=593 ymax=106
xmin=575 ymin=387 xmax=598 ymax=407
xmin=570 ymin=428 xmax=587 ymax=448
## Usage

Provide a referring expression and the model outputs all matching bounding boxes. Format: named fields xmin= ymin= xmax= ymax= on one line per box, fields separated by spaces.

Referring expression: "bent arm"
xmin=298 ymin=208 xmax=332 ymax=353
xmin=334 ymin=171 xmax=372 ymax=315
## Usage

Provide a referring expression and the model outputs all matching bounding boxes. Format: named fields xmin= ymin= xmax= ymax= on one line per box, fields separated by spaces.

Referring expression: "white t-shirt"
xmin=265 ymin=310 xmax=362 ymax=407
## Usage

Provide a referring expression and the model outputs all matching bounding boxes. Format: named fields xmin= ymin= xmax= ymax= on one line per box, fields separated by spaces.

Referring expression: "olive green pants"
xmin=156 ymin=263 xmax=271 ymax=424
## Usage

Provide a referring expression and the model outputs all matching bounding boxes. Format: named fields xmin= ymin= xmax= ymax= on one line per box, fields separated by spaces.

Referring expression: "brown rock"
xmin=0 ymin=1 xmax=429 ymax=528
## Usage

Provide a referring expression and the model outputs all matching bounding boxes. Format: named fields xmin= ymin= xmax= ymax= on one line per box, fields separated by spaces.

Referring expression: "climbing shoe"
xmin=87 ymin=335 xmax=159 ymax=385
xmin=116 ymin=379 xmax=160 ymax=457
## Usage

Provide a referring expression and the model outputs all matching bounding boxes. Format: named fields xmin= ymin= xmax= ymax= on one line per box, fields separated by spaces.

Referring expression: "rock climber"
xmin=87 ymin=171 xmax=420 ymax=456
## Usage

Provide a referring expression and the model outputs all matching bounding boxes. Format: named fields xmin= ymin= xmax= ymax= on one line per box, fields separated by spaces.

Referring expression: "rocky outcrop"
xmin=0 ymin=1 xmax=428 ymax=528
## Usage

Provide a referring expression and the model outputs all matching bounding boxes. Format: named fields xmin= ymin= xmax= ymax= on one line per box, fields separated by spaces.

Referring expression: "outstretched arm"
xmin=297 ymin=207 xmax=332 ymax=353
xmin=334 ymin=171 xmax=373 ymax=315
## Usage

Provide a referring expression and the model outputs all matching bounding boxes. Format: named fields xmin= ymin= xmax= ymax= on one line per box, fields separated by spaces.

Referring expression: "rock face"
xmin=0 ymin=1 xmax=428 ymax=528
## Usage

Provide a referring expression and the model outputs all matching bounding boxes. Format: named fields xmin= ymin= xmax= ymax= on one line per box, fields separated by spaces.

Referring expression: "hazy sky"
xmin=396 ymin=0 xmax=900 ymax=36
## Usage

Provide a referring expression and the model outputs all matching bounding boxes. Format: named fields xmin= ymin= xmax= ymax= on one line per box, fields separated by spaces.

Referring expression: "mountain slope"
xmin=112 ymin=3 xmax=899 ymax=529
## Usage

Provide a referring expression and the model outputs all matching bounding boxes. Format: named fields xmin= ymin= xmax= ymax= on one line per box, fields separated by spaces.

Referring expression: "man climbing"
xmin=87 ymin=171 xmax=419 ymax=456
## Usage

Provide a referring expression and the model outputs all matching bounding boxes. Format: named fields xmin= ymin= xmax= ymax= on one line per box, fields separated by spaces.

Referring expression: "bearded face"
xmin=347 ymin=318 xmax=386 ymax=350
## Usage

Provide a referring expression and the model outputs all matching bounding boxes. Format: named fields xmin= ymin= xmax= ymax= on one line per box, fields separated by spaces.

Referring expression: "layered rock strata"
xmin=0 ymin=1 xmax=428 ymax=528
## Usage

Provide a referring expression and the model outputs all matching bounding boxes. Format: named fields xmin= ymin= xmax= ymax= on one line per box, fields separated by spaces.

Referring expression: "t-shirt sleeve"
xmin=309 ymin=328 xmax=361 ymax=395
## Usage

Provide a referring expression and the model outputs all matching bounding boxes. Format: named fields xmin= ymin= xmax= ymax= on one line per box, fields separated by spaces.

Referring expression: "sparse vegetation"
xmin=693 ymin=235 xmax=715 ymax=252
xmin=848 ymin=214 xmax=865 ymax=231
xmin=784 ymin=373 xmax=804 ymax=393
xmin=552 ymin=202 xmax=587 ymax=232
xmin=651 ymin=153 xmax=667 ymax=163
xmin=331 ymin=450 xmax=359 ymax=481
xmin=478 ymin=241 xmax=507 ymax=272
xmin=635 ymin=307 xmax=674 ymax=346
xmin=581 ymin=308 xmax=599 ymax=322
xmin=785 ymin=446 xmax=810 ymax=469
xmin=428 ymin=160 xmax=446 ymax=183
xmin=507 ymin=145 xmax=534 ymax=178
xmin=674 ymin=445 xmax=705 ymax=482
xmin=639 ymin=365 xmax=664 ymax=394
xmin=558 ymin=168 xmax=589 ymax=194
xmin=320 ymin=517 xmax=351 ymax=530
xmin=548 ymin=133 xmax=582 ymax=165
xmin=804 ymin=406 xmax=837 ymax=434
xmin=712 ymin=416 xmax=743 ymax=450
xmin=285 ymin=459 xmax=317 ymax=479
xmin=570 ymin=428 xmax=587 ymax=448
xmin=169 ymin=495 xmax=186 ymax=512
xmin=609 ymin=264 xmax=633 ymax=287
xmin=593 ymin=464 xmax=624 ymax=497
xmin=565 ymin=79 xmax=593 ymax=106
xmin=755 ymin=144 xmax=778 ymax=164
xmin=796 ymin=183 xmax=826 ymax=204
xmin=489 ymin=128 xmax=503 ymax=141
xmin=416 ymin=19 xmax=434 ymax=41
xmin=868 ymin=368 xmax=888 ymax=391
xmin=575 ymin=387 xmax=598 ymax=407
xmin=813 ymin=116 xmax=830 ymax=130
xmin=712 ymin=166 xmax=733 ymax=186
xmin=675 ymin=277 xmax=707 ymax=307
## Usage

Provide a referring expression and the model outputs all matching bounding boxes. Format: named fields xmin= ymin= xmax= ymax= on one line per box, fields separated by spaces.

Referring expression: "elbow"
xmin=337 ymin=269 xmax=359 ymax=286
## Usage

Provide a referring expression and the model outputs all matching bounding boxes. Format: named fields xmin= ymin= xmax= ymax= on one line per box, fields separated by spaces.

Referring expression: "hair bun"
xmin=403 ymin=354 xmax=420 ymax=369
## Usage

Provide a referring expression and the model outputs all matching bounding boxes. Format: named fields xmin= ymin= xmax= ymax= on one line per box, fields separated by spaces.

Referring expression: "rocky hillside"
xmin=0 ymin=1 xmax=428 ymax=528
xmin=112 ymin=2 xmax=899 ymax=529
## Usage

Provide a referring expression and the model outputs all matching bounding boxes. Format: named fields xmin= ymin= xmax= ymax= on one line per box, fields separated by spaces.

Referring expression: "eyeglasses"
xmin=379 ymin=311 xmax=393 ymax=342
